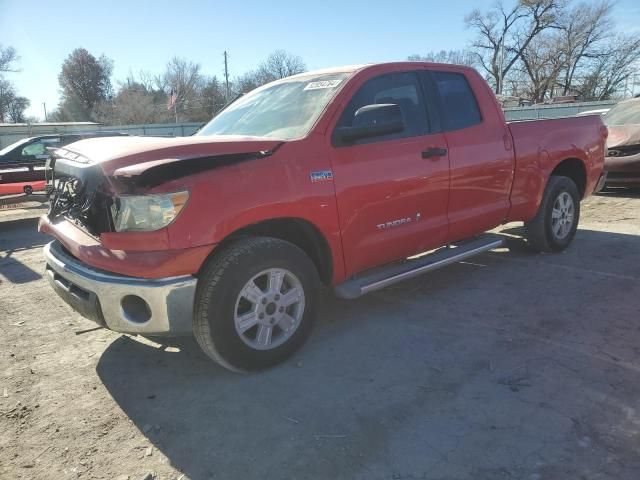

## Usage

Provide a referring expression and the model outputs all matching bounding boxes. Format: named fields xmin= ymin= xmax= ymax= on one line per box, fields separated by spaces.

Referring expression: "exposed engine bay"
xmin=46 ymin=149 xmax=114 ymax=235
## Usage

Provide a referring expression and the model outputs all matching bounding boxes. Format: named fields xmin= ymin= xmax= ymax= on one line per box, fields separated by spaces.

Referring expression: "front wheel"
xmin=193 ymin=237 xmax=319 ymax=372
xmin=525 ymin=175 xmax=581 ymax=252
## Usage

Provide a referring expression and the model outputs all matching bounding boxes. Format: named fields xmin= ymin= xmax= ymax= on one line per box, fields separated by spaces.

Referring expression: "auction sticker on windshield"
xmin=304 ymin=79 xmax=342 ymax=90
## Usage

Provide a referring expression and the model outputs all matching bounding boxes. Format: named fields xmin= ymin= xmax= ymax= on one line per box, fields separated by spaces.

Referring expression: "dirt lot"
xmin=1 ymin=191 xmax=640 ymax=480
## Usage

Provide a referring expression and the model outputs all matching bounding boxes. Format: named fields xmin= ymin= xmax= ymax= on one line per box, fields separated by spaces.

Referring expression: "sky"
xmin=1 ymin=0 xmax=639 ymax=120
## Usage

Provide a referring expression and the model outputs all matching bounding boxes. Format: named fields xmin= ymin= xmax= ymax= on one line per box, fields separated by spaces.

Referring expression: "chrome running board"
xmin=334 ymin=235 xmax=504 ymax=299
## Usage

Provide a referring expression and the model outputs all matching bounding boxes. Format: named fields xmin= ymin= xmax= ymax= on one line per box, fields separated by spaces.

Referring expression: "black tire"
xmin=525 ymin=175 xmax=581 ymax=253
xmin=193 ymin=237 xmax=320 ymax=372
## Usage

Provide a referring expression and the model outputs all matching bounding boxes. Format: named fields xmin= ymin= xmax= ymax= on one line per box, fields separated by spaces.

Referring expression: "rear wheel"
xmin=525 ymin=175 xmax=581 ymax=252
xmin=193 ymin=237 xmax=319 ymax=372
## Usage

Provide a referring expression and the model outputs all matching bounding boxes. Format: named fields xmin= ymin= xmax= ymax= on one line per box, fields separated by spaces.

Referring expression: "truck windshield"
xmin=197 ymin=72 xmax=349 ymax=140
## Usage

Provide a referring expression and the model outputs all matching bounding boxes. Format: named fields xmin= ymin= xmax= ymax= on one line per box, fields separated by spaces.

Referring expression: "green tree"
xmin=57 ymin=48 xmax=113 ymax=121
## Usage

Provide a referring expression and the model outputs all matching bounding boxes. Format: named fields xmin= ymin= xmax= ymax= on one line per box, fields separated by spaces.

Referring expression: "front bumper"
xmin=44 ymin=241 xmax=196 ymax=335
xmin=593 ymin=171 xmax=608 ymax=193
xmin=604 ymin=153 xmax=640 ymax=187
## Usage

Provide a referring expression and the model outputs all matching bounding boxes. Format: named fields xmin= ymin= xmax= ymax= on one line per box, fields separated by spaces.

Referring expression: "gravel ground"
xmin=1 ymin=190 xmax=639 ymax=480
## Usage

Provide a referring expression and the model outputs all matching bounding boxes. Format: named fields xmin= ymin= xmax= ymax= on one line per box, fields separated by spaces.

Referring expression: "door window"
xmin=431 ymin=71 xmax=482 ymax=131
xmin=21 ymin=138 xmax=60 ymax=159
xmin=22 ymin=142 xmax=47 ymax=156
xmin=335 ymin=72 xmax=430 ymax=144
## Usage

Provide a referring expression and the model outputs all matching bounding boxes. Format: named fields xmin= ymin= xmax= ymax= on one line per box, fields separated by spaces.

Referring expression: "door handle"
xmin=421 ymin=147 xmax=448 ymax=159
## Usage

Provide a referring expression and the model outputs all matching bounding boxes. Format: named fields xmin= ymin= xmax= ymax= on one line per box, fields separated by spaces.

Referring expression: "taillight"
xmin=600 ymin=124 xmax=608 ymax=139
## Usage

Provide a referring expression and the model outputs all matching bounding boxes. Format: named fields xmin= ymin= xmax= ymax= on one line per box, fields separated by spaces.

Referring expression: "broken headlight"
xmin=110 ymin=191 xmax=189 ymax=232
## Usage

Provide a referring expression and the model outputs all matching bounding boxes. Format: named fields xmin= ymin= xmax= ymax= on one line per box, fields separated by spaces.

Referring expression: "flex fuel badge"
xmin=310 ymin=170 xmax=333 ymax=183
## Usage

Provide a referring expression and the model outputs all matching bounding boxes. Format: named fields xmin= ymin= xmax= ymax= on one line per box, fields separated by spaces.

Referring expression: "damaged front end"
xmin=46 ymin=148 xmax=114 ymax=235
xmin=45 ymin=148 xmax=188 ymax=236
xmin=45 ymin=141 xmax=283 ymax=235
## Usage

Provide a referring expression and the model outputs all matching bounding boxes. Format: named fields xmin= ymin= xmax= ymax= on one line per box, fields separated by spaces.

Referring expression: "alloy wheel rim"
xmin=234 ymin=268 xmax=305 ymax=350
xmin=551 ymin=191 xmax=575 ymax=239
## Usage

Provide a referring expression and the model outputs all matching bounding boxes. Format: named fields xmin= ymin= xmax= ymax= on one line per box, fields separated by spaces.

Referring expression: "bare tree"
xmin=0 ymin=45 xmax=19 ymax=73
xmin=157 ymin=57 xmax=202 ymax=121
xmin=0 ymin=79 xmax=16 ymax=122
xmin=466 ymin=0 xmax=564 ymax=93
xmin=6 ymin=96 xmax=30 ymax=123
xmin=0 ymin=45 xmax=27 ymax=122
xmin=256 ymin=50 xmax=306 ymax=84
xmin=519 ymin=33 xmax=566 ymax=101
xmin=558 ymin=0 xmax=613 ymax=95
xmin=196 ymin=76 xmax=226 ymax=120
xmin=229 ymin=51 xmax=306 ymax=95
xmin=407 ymin=50 xmax=475 ymax=66
xmin=96 ymin=82 xmax=167 ymax=125
xmin=512 ymin=0 xmax=639 ymax=101
xmin=233 ymin=71 xmax=261 ymax=94
xmin=579 ymin=34 xmax=640 ymax=99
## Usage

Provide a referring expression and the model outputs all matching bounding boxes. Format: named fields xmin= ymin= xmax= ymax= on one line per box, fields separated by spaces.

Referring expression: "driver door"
xmin=329 ymin=70 xmax=450 ymax=276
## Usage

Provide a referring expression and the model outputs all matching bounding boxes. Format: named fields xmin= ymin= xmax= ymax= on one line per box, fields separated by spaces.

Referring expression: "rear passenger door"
xmin=18 ymin=138 xmax=56 ymax=181
xmin=423 ymin=70 xmax=514 ymax=242
xmin=0 ymin=139 xmax=51 ymax=184
xmin=330 ymin=70 xmax=450 ymax=276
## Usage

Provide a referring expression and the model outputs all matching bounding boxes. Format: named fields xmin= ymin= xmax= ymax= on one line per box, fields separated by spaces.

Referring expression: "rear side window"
xmin=22 ymin=142 xmax=47 ymax=156
xmin=335 ymin=72 xmax=430 ymax=144
xmin=432 ymin=71 xmax=482 ymax=131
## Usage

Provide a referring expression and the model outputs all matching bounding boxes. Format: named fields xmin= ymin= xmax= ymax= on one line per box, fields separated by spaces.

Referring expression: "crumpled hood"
xmin=55 ymin=134 xmax=284 ymax=177
xmin=606 ymin=124 xmax=640 ymax=148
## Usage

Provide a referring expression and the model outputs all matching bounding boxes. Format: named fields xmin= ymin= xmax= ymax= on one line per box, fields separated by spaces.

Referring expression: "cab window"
xmin=431 ymin=71 xmax=482 ymax=131
xmin=335 ymin=71 xmax=430 ymax=144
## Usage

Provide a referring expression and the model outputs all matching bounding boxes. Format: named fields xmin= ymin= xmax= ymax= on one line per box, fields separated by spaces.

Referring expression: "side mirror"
xmin=336 ymin=103 xmax=405 ymax=143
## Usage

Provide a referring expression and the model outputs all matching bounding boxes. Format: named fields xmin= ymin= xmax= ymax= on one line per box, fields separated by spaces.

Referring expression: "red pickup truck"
xmin=39 ymin=63 xmax=607 ymax=372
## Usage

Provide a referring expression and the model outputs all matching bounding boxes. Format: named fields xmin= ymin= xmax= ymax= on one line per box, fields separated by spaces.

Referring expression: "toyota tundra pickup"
xmin=39 ymin=62 xmax=607 ymax=372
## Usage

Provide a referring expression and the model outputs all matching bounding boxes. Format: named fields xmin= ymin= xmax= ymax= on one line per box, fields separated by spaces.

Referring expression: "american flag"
xmin=167 ymin=88 xmax=177 ymax=111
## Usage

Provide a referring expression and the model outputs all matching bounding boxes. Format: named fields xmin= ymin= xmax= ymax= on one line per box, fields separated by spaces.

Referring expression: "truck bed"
xmin=506 ymin=115 xmax=607 ymax=222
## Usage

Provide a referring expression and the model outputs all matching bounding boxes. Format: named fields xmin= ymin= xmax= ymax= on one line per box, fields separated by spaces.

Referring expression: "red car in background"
xmin=603 ymin=97 xmax=640 ymax=188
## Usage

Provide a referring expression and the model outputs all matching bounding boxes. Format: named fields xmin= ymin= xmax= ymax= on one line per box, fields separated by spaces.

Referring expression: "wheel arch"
xmin=550 ymin=157 xmax=587 ymax=198
xmin=209 ymin=217 xmax=334 ymax=285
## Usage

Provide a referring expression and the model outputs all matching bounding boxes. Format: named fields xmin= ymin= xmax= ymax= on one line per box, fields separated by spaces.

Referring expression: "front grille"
xmin=607 ymin=144 xmax=640 ymax=157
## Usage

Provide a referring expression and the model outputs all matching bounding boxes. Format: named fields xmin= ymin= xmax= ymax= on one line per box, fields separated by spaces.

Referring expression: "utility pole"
xmin=497 ymin=36 xmax=505 ymax=95
xmin=223 ymin=51 xmax=230 ymax=100
xmin=43 ymin=102 xmax=48 ymax=122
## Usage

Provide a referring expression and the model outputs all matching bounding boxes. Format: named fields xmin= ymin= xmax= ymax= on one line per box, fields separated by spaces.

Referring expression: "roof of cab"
xmin=285 ymin=61 xmax=475 ymax=81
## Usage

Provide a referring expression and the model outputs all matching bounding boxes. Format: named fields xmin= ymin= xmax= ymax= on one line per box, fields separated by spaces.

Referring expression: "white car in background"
xmin=577 ymin=108 xmax=610 ymax=117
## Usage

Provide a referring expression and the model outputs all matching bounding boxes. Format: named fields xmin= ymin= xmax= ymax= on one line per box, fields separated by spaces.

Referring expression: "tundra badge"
xmin=377 ymin=213 xmax=421 ymax=230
